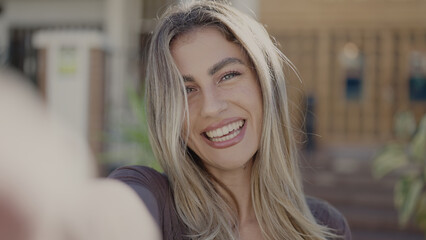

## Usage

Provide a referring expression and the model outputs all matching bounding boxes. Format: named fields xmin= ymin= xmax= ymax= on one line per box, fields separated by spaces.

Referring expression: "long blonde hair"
xmin=146 ymin=1 xmax=338 ymax=239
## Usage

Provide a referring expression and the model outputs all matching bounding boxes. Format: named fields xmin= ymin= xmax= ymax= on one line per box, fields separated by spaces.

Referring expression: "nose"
xmin=200 ymin=87 xmax=227 ymax=118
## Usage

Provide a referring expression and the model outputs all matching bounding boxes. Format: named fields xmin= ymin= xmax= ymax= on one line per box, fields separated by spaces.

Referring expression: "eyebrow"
xmin=209 ymin=57 xmax=244 ymax=76
xmin=182 ymin=57 xmax=244 ymax=83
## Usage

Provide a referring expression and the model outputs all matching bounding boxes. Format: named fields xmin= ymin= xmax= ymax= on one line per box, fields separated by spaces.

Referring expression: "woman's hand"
xmin=0 ymin=68 xmax=160 ymax=240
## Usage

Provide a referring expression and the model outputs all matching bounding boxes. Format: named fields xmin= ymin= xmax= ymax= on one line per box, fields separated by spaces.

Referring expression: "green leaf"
xmin=410 ymin=114 xmax=426 ymax=163
xmin=415 ymin=193 xmax=426 ymax=231
xmin=394 ymin=176 xmax=424 ymax=227
xmin=394 ymin=111 xmax=416 ymax=141
xmin=124 ymin=87 xmax=162 ymax=171
xmin=372 ymin=144 xmax=408 ymax=179
xmin=424 ymin=165 xmax=426 ymax=182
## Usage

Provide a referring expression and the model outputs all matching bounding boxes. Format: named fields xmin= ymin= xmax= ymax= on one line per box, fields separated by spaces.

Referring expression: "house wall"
xmin=260 ymin=0 xmax=426 ymax=146
xmin=0 ymin=0 xmax=104 ymax=64
xmin=4 ymin=0 xmax=104 ymax=26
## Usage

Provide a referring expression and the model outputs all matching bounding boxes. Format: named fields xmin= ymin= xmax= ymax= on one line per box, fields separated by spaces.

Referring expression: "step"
xmin=302 ymin=172 xmax=396 ymax=193
xmin=315 ymin=200 xmax=422 ymax=233
xmin=337 ymin=204 xmax=399 ymax=230
xmin=351 ymin=228 xmax=424 ymax=240
xmin=305 ymin=187 xmax=395 ymax=210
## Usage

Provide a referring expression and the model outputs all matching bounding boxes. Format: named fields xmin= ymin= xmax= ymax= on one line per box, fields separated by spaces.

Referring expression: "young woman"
xmin=110 ymin=1 xmax=351 ymax=239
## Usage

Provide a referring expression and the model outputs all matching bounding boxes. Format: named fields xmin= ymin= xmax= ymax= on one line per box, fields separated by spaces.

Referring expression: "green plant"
xmin=102 ymin=88 xmax=162 ymax=172
xmin=125 ymin=88 xmax=162 ymax=171
xmin=372 ymin=111 xmax=426 ymax=230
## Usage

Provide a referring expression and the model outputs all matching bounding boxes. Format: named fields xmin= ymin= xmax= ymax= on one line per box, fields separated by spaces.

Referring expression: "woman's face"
xmin=171 ymin=27 xmax=263 ymax=175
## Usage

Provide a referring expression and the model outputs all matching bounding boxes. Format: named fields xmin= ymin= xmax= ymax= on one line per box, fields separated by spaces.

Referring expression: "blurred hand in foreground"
xmin=0 ymin=68 xmax=160 ymax=240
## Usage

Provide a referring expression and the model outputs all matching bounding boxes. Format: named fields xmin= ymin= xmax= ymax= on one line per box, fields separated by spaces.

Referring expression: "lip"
xmin=201 ymin=118 xmax=247 ymax=149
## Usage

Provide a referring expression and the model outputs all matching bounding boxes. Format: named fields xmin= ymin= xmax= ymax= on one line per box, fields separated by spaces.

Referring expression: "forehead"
xmin=170 ymin=26 xmax=230 ymax=51
xmin=170 ymin=27 xmax=249 ymax=73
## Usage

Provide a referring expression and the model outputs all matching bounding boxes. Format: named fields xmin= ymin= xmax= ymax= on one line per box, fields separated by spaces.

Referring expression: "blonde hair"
xmin=146 ymin=1 xmax=339 ymax=239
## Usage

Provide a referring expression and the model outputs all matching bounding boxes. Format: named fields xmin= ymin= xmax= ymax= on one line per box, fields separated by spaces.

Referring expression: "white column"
xmin=104 ymin=0 xmax=142 ymax=163
xmin=33 ymin=30 xmax=104 ymax=138
xmin=104 ymin=0 xmax=141 ymax=124
xmin=126 ymin=0 xmax=143 ymax=88
xmin=105 ymin=0 xmax=128 ymax=120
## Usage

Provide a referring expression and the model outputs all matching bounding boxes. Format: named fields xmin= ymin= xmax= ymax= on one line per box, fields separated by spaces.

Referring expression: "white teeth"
xmin=210 ymin=129 xmax=241 ymax=142
xmin=205 ymin=120 xmax=244 ymax=140
xmin=217 ymin=128 xmax=224 ymax=136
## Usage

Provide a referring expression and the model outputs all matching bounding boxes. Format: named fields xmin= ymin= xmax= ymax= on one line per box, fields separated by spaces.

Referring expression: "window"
xmin=340 ymin=42 xmax=364 ymax=100
xmin=409 ymin=50 xmax=426 ymax=101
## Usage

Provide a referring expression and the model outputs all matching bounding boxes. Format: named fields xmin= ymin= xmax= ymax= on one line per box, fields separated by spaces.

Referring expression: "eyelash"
xmin=184 ymin=71 xmax=241 ymax=94
xmin=186 ymin=86 xmax=196 ymax=94
xmin=220 ymin=71 xmax=241 ymax=82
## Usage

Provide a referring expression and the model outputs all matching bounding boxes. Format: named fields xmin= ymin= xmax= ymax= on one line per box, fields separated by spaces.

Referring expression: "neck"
xmin=209 ymin=160 xmax=257 ymax=224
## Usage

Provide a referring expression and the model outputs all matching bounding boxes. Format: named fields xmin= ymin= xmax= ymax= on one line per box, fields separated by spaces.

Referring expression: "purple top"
xmin=109 ymin=166 xmax=351 ymax=240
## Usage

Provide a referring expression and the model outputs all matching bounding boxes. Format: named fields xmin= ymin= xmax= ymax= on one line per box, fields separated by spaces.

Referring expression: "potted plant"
xmin=372 ymin=111 xmax=426 ymax=230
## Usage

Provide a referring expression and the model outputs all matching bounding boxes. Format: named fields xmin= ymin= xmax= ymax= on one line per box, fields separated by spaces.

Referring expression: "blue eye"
xmin=221 ymin=71 xmax=240 ymax=81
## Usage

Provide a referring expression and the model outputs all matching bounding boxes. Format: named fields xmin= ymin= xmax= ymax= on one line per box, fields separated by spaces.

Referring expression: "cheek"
xmin=182 ymin=114 xmax=200 ymax=149
xmin=186 ymin=134 xmax=207 ymax=164
xmin=182 ymin=98 xmax=199 ymax=133
xmin=240 ymin=83 xmax=263 ymax=112
xmin=245 ymin=82 xmax=263 ymax=134
xmin=186 ymin=98 xmax=200 ymax=123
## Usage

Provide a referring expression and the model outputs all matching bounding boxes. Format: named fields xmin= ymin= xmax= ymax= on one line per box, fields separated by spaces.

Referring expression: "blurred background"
xmin=0 ymin=0 xmax=425 ymax=239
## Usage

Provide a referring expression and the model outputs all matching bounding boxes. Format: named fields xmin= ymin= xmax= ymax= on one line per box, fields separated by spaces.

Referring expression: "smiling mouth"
xmin=203 ymin=120 xmax=245 ymax=142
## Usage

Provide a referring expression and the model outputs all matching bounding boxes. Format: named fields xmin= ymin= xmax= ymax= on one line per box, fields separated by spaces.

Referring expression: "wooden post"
xmin=378 ymin=30 xmax=394 ymax=140
xmin=346 ymin=30 xmax=363 ymax=142
xmin=316 ymin=30 xmax=331 ymax=144
xmin=332 ymin=31 xmax=347 ymax=142
xmin=396 ymin=30 xmax=410 ymax=112
xmin=363 ymin=30 xmax=378 ymax=141
xmin=411 ymin=30 xmax=426 ymax=121
xmin=88 ymin=49 xmax=105 ymax=158
xmin=282 ymin=32 xmax=305 ymax=143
